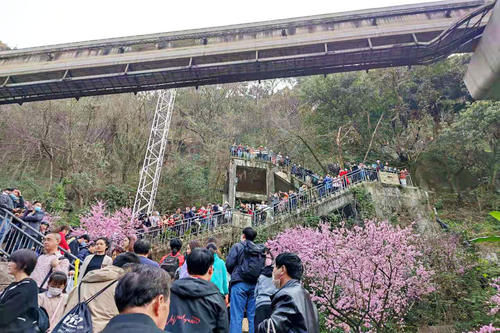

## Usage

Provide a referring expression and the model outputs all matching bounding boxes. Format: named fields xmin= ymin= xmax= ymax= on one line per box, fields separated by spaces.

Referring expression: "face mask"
xmin=48 ymin=287 xmax=63 ymax=297
xmin=9 ymin=194 xmax=18 ymax=201
xmin=272 ymin=269 xmax=282 ymax=289
xmin=34 ymin=206 xmax=42 ymax=212
xmin=80 ymin=241 xmax=87 ymax=247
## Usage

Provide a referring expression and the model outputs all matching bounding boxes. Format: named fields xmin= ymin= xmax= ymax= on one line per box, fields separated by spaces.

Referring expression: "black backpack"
xmin=239 ymin=242 xmax=266 ymax=284
xmin=160 ymin=255 xmax=180 ymax=279
xmin=52 ymin=280 xmax=117 ymax=333
xmin=36 ymin=306 xmax=50 ymax=333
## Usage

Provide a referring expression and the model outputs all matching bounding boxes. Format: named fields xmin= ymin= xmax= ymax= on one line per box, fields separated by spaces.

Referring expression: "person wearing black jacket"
xmin=257 ymin=252 xmax=319 ymax=333
xmin=101 ymin=265 xmax=170 ymax=333
xmin=68 ymin=234 xmax=90 ymax=258
xmin=166 ymin=248 xmax=228 ymax=333
xmin=0 ymin=249 xmax=39 ymax=333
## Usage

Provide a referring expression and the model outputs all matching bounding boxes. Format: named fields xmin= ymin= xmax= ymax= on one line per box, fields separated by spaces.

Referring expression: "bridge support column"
xmin=266 ymin=167 xmax=275 ymax=200
xmin=228 ymin=159 xmax=237 ymax=209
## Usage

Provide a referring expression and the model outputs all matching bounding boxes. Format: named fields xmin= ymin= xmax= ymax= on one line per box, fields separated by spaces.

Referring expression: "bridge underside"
xmin=0 ymin=0 xmax=494 ymax=104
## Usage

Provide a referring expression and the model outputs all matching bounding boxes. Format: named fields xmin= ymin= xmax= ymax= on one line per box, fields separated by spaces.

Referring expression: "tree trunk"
xmin=336 ymin=127 xmax=344 ymax=169
xmin=363 ymin=112 xmax=384 ymax=163
xmin=296 ymin=134 xmax=328 ymax=174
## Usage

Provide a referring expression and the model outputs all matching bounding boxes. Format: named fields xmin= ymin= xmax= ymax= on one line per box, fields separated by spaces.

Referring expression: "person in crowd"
xmin=254 ymin=248 xmax=277 ymax=330
xmin=31 ymin=232 xmax=69 ymax=290
xmin=166 ymin=248 xmax=228 ymax=333
xmin=400 ymin=168 xmax=409 ymax=186
xmin=66 ymin=252 xmax=141 ymax=332
xmin=38 ymin=271 xmax=68 ymax=332
xmin=0 ymin=188 xmax=14 ymax=212
xmin=122 ymin=234 xmax=137 ymax=253
xmin=111 ymin=246 xmax=125 ymax=260
xmin=78 ymin=237 xmax=113 ymax=284
xmin=0 ymin=249 xmax=39 ymax=332
xmin=78 ymin=240 xmax=95 ymax=261
xmin=134 ymin=239 xmax=160 ymax=268
xmin=178 ymin=240 xmax=201 ymax=279
xmin=19 ymin=200 xmax=45 ymax=249
xmin=149 ymin=211 xmax=161 ymax=229
xmin=183 ymin=207 xmax=195 ymax=220
xmin=55 ymin=225 xmax=71 ymax=255
xmin=10 ymin=188 xmax=25 ymax=211
xmin=226 ymin=227 xmax=262 ymax=333
xmin=68 ymin=234 xmax=90 ymax=258
xmin=101 ymin=265 xmax=170 ymax=333
xmin=39 ymin=221 xmax=49 ymax=235
xmin=206 ymin=242 xmax=229 ymax=303
xmin=159 ymin=238 xmax=185 ymax=279
xmin=257 ymin=252 xmax=319 ymax=333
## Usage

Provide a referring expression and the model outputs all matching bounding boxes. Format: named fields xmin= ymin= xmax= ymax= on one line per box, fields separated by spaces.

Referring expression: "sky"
xmin=1 ymin=0 xmax=439 ymax=49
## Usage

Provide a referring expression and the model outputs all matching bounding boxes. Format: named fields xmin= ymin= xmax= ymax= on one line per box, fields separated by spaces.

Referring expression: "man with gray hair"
xmin=101 ymin=265 xmax=171 ymax=333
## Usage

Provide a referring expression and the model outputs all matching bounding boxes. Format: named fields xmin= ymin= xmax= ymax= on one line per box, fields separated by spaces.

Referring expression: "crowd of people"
xmin=0 ymin=148 xmax=413 ymax=333
xmin=134 ymin=146 xmax=411 ymax=238
xmin=228 ymin=146 xmax=411 ymax=224
xmin=138 ymin=203 xmax=233 ymax=237
xmin=0 ymin=226 xmax=319 ymax=333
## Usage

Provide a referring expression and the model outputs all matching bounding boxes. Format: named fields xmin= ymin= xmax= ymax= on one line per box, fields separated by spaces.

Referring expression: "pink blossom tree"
xmin=266 ymin=220 xmax=435 ymax=332
xmin=77 ymin=201 xmax=140 ymax=247
xmin=489 ymin=277 xmax=500 ymax=316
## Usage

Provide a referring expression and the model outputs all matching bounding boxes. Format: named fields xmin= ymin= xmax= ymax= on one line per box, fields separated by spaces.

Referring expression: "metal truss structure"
xmin=132 ymin=89 xmax=176 ymax=218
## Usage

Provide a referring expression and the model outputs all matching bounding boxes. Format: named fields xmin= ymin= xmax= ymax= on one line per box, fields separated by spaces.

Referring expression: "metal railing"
xmin=251 ymin=168 xmax=379 ymax=226
xmin=141 ymin=210 xmax=233 ymax=246
xmin=0 ymin=208 xmax=78 ymax=268
xmin=143 ymin=167 xmax=414 ymax=245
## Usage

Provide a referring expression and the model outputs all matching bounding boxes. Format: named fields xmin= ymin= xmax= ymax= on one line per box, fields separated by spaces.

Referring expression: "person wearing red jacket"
xmin=55 ymin=225 xmax=71 ymax=255
xmin=159 ymin=238 xmax=185 ymax=268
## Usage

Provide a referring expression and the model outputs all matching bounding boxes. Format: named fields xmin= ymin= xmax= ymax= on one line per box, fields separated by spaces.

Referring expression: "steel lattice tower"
xmin=132 ymin=89 xmax=176 ymax=218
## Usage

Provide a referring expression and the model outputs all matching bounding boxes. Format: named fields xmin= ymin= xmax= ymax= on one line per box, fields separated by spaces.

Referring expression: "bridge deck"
xmin=0 ymin=0 xmax=493 ymax=104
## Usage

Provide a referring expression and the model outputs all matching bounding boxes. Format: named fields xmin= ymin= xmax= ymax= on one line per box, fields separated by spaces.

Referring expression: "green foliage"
xmin=351 ymin=186 xmax=376 ymax=219
xmin=405 ymin=235 xmax=500 ymax=332
xmin=470 ymin=236 xmax=500 ymax=243
xmin=490 ymin=211 xmax=500 ymax=222
xmin=95 ymin=184 xmax=134 ymax=212
xmin=155 ymin=155 xmax=212 ymax=210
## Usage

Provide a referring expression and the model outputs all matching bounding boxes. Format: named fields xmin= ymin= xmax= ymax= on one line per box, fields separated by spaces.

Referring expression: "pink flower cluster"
xmin=42 ymin=211 xmax=61 ymax=228
xmin=489 ymin=277 xmax=500 ymax=316
xmin=76 ymin=201 xmax=140 ymax=246
xmin=469 ymin=324 xmax=500 ymax=333
xmin=266 ymin=220 xmax=435 ymax=331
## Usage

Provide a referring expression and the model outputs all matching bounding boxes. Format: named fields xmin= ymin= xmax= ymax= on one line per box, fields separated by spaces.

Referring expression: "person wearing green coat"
xmin=207 ymin=242 xmax=229 ymax=300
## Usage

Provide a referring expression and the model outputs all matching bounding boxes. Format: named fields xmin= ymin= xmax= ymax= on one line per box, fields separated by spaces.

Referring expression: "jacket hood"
xmin=262 ymin=265 xmax=273 ymax=277
xmin=171 ymin=277 xmax=220 ymax=298
xmin=82 ymin=265 xmax=124 ymax=283
xmin=243 ymin=240 xmax=264 ymax=254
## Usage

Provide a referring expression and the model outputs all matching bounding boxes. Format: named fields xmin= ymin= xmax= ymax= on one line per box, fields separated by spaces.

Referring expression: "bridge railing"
xmin=0 ymin=208 xmax=78 ymax=267
xmin=252 ymin=168 xmax=379 ymax=227
xmin=141 ymin=210 xmax=234 ymax=247
xmin=141 ymin=166 xmax=411 ymax=244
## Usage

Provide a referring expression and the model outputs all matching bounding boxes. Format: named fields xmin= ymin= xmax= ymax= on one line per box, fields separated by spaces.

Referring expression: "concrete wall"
xmin=363 ymin=182 xmax=438 ymax=234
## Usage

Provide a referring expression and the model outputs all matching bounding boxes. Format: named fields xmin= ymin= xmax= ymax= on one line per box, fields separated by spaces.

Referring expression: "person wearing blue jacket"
xmin=22 ymin=202 xmax=45 ymax=233
xmin=206 ymin=242 xmax=229 ymax=303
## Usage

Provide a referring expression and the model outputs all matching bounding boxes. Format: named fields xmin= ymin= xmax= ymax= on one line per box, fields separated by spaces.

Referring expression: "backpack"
xmin=51 ymin=280 xmax=117 ymax=333
xmin=161 ymin=254 xmax=180 ymax=279
xmin=239 ymin=242 xmax=266 ymax=284
xmin=36 ymin=306 xmax=50 ymax=333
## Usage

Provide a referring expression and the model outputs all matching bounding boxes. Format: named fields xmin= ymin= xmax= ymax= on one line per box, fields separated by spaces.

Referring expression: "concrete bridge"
xmin=0 ymin=0 xmax=495 ymax=105
xmin=150 ymin=172 xmax=436 ymax=256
